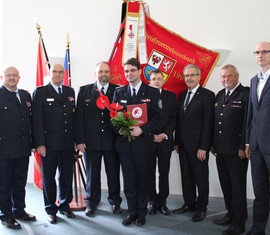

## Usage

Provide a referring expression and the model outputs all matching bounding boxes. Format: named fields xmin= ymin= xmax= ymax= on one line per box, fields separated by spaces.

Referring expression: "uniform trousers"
xmin=0 ymin=157 xmax=29 ymax=219
xmin=41 ymin=149 xmax=74 ymax=215
xmin=119 ymin=153 xmax=149 ymax=217
xmin=216 ymin=154 xmax=248 ymax=226
xmin=148 ymin=146 xmax=171 ymax=207
xmin=84 ymin=150 xmax=121 ymax=207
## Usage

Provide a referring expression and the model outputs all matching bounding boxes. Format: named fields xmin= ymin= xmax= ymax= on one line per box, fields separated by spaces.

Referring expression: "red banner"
xmin=34 ymin=37 xmax=50 ymax=190
xmin=109 ymin=7 xmax=219 ymax=97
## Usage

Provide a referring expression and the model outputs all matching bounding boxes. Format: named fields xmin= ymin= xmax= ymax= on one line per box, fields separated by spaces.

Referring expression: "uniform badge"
xmin=214 ymin=102 xmax=218 ymax=107
xmin=68 ymin=97 xmax=74 ymax=101
xmin=141 ymin=99 xmax=151 ymax=102
xmin=158 ymin=99 xmax=163 ymax=109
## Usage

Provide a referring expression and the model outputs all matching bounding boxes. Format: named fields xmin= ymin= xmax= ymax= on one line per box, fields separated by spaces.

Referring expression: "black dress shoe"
xmin=85 ymin=205 xmax=97 ymax=216
xmin=122 ymin=215 xmax=136 ymax=226
xmin=158 ymin=205 xmax=171 ymax=216
xmin=1 ymin=217 xmax=21 ymax=229
xmin=48 ymin=214 xmax=57 ymax=224
xmin=223 ymin=225 xmax=245 ymax=235
xmin=111 ymin=205 xmax=122 ymax=214
xmin=192 ymin=211 xmax=206 ymax=222
xmin=14 ymin=211 xmax=36 ymax=221
xmin=213 ymin=215 xmax=232 ymax=225
xmin=135 ymin=216 xmax=146 ymax=226
xmin=148 ymin=205 xmax=157 ymax=215
xmin=173 ymin=204 xmax=196 ymax=214
xmin=59 ymin=208 xmax=75 ymax=218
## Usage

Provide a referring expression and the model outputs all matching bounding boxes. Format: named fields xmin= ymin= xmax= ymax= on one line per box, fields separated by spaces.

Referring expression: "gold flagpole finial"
xmin=67 ymin=33 xmax=70 ymax=46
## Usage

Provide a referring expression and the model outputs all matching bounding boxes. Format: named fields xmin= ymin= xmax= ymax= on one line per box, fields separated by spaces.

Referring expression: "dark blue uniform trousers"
xmin=0 ymin=157 xmax=29 ymax=219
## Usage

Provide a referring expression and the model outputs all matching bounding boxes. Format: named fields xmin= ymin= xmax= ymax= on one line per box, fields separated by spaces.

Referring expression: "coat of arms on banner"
xmin=143 ymin=50 xmax=176 ymax=83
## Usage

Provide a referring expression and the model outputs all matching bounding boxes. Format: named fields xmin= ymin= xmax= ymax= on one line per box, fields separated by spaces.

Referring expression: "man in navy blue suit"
xmin=0 ymin=66 xmax=36 ymax=229
xmin=148 ymin=70 xmax=177 ymax=216
xmin=246 ymin=41 xmax=270 ymax=235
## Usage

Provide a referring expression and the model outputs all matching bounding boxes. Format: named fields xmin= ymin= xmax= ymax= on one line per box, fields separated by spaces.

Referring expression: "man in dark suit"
xmin=32 ymin=64 xmax=75 ymax=224
xmin=173 ymin=64 xmax=215 ymax=222
xmin=211 ymin=65 xmax=249 ymax=235
xmin=245 ymin=41 xmax=270 ymax=235
xmin=113 ymin=58 xmax=162 ymax=226
xmin=76 ymin=61 xmax=122 ymax=216
xmin=148 ymin=70 xmax=177 ymax=216
xmin=0 ymin=66 xmax=36 ymax=229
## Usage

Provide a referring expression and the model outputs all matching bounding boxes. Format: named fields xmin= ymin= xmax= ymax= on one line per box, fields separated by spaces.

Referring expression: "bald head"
xmin=0 ymin=66 xmax=20 ymax=91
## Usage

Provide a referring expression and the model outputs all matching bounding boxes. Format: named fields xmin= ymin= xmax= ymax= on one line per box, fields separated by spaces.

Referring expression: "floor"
xmin=1 ymin=184 xmax=269 ymax=235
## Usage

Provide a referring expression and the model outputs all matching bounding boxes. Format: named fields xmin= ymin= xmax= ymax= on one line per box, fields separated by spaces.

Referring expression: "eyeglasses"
xmin=183 ymin=73 xmax=199 ymax=78
xmin=253 ymin=50 xmax=270 ymax=56
xmin=124 ymin=69 xmax=138 ymax=74
xmin=52 ymin=70 xmax=64 ymax=75
xmin=150 ymin=77 xmax=163 ymax=82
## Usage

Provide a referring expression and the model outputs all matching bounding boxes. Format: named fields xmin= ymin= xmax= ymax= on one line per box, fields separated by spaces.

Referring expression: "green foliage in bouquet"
xmin=111 ymin=111 xmax=137 ymax=142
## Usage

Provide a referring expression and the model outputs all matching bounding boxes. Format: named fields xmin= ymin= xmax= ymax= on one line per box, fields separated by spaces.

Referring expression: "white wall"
xmin=1 ymin=0 xmax=269 ymax=198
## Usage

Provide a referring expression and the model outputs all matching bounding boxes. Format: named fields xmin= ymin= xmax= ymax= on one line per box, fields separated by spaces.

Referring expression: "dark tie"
xmin=11 ymin=91 xmax=20 ymax=103
xmin=184 ymin=91 xmax=192 ymax=110
xmin=101 ymin=87 xmax=105 ymax=95
xmin=58 ymin=87 xmax=62 ymax=95
xmin=225 ymin=90 xmax=230 ymax=101
xmin=132 ymin=88 xmax=137 ymax=104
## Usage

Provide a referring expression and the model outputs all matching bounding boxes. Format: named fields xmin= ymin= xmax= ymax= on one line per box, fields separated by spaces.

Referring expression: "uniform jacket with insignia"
xmin=76 ymin=82 xmax=117 ymax=151
xmin=113 ymin=82 xmax=162 ymax=154
xmin=213 ymin=84 xmax=249 ymax=155
xmin=155 ymin=90 xmax=177 ymax=152
xmin=32 ymin=83 xmax=75 ymax=151
xmin=0 ymin=86 xmax=33 ymax=159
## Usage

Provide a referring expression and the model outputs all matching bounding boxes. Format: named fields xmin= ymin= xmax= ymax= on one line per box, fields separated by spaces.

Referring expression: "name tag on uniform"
xmin=121 ymin=100 xmax=127 ymax=103
xmin=47 ymin=98 xmax=54 ymax=102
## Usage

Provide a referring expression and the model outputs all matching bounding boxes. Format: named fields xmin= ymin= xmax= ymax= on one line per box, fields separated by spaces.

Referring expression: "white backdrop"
xmin=1 ymin=0 xmax=269 ymax=198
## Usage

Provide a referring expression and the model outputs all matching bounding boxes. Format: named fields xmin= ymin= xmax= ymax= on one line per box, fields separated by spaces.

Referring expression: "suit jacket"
xmin=176 ymin=86 xmax=215 ymax=152
xmin=246 ymin=74 xmax=270 ymax=152
xmin=0 ymin=86 xmax=33 ymax=159
xmin=32 ymin=83 xmax=75 ymax=151
xmin=76 ymin=82 xmax=117 ymax=151
xmin=113 ymin=83 xmax=162 ymax=154
xmin=155 ymin=90 xmax=177 ymax=152
xmin=213 ymin=84 xmax=249 ymax=155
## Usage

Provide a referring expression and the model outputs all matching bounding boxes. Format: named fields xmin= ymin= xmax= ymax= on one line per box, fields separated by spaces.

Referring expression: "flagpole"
xmin=66 ymin=33 xmax=71 ymax=86
xmin=36 ymin=22 xmax=51 ymax=70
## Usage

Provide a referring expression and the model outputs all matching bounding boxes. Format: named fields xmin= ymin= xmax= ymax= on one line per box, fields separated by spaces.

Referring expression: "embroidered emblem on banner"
xmin=144 ymin=50 xmax=176 ymax=83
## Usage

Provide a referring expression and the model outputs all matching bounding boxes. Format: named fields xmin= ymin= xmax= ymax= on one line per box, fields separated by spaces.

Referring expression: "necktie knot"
xmin=101 ymin=87 xmax=105 ymax=95
xmin=225 ymin=90 xmax=230 ymax=100
xmin=58 ymin=87 xmax=62 ymax=95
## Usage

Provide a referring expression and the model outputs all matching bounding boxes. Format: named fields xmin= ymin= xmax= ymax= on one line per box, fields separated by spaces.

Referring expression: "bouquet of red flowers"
xmin=96 ymin=91 xmax=137 ymax=142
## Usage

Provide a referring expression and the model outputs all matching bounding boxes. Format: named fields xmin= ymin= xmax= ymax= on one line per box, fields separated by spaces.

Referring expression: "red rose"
xmin=110 ymin=110 xmax=118 ymax=118
xmin=123 ymin=111 xmax=130 ymax=118
xmin=96 ymin=95 xmax=110 ymax=109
